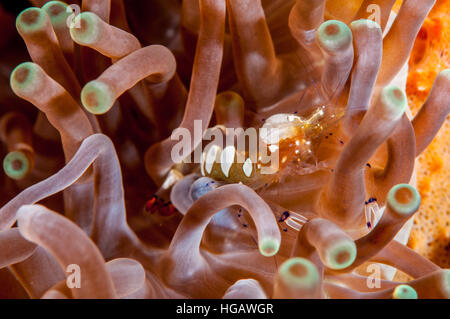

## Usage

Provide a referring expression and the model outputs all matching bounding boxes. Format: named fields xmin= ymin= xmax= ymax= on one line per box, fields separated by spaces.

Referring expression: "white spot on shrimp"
xmin=242 ymin=158 xmax=253 ymax=177
xmin=220 ymin=146 xmax=236 ymax=177
xmin=205 ymin=145 xmax=221 ymax=174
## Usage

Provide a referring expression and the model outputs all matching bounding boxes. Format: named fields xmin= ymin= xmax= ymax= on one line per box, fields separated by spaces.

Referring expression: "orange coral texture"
xmin=406 ymin=0 xmax=449 ymax=268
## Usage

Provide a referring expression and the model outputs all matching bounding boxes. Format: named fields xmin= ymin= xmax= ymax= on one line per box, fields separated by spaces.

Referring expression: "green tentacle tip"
xmin=381 ymin=85 xmax=407 ymax=118
xmin=387 ymin=184 xmax=421 ymax=216
xmin=216 ymin=91 xmax=244 ymax=111
xmin=350 ymin=19 xmax=381 ymax=30
xmin=16 ymin=7 xmax=47 ymax=33
xmin=278 ymin=257 xmax=320 ymax=289
xmin=325 ymin=240 xmax=357 ymax=270
xmin=439 ymin=68 xmax=450 ymax=79
xmin=259 ymin=237 xmax=280 ymax=257
xmin=441 ymin=269 xmax=450 ymax=298
xmin=42 ymin=1 xmax=70 ymax=27
xmin=69 ymin=12 xmax=100 ymax=45
xmin=81 ymin=80 xmax=114 ymax=115
xmin=10 ymin=62 xmax=39 ymax=94
xmin=393 ymin=285 xmax=418 ymax=299
xmin=317 ymin=20 xmax=352 ymax=51
xmin=3 ymin=151 xmax=30 ymax=180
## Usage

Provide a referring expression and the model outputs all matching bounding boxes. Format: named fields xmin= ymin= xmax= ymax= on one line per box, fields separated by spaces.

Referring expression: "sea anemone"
xmin=0 ymin=0 xmax=449 ymax=299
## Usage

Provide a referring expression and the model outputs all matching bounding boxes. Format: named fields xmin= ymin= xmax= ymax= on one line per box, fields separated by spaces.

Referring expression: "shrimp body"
xmin=200 ymin=105 xmax=343 ymax=189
